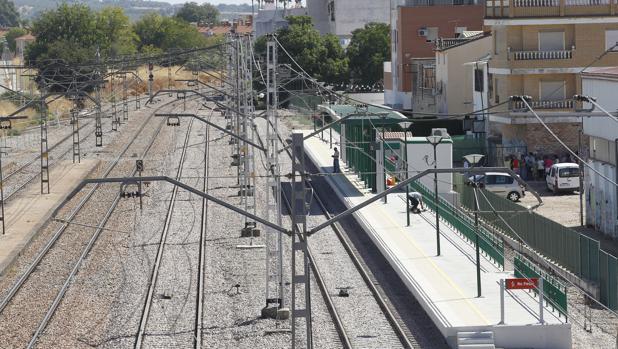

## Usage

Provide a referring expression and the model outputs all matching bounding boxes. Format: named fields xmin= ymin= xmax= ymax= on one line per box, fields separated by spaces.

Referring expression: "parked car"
xmin=546 ymin=163 xmax=580 ymax=194
xmin=468 ymin=172 xmax=525 ymax=202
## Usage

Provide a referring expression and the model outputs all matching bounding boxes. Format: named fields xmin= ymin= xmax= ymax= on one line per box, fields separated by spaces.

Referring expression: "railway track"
xmin=251 ymin=121 xmax=411 ymax=348
xmin=0 ymin=96 xmax=188 ymax=348
xmin=253 ymin=120 xmax=447 ymax=348
xmin=134 ymin=116 xmax=195 ymax=348
xmin=1 ymin=120 xmax=96 ymax=201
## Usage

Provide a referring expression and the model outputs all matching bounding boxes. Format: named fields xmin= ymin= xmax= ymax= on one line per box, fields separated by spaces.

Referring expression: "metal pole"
xmin=434 ymin=143 xmax=440 ymax=256
xmin=615 ymin=139 xmax=618 ymax=224
xmin=383 ymin=121 xmax=387 ymax=203
xmin=499 ymin=279 xmax=505 ymax=324
xmin=539 ymin=277 xmax=544 ymax=324
xmin=404 ymin=130 xmax=410 ymax=226
xmin=474 ymin=186 xmax=481 ymax=297
xmin=579 ymin=128 xmax=584 ymax=226
xmin=0 ymin=148 xmax=4 ymax=235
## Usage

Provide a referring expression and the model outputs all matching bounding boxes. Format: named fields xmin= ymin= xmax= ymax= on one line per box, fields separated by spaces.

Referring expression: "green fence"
xmin=454 ymin=174 xmax=618 ymax=310
xmin=410 ymin=181 xmax=505 ymax=269
xmin=451 ymin=136 xmax=485 ymax=164
xmin=514 ymin=253 xmax=568 ymax=317
xmin=289 ymin=93 xmax=323 ymax=112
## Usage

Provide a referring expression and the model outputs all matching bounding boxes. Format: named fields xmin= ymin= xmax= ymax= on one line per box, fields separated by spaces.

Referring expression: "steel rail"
xmin=194 ymin=108 xmax=213 ymax=348
xmin=257 ymin=121 xmax=417 ymax=349
xmin=134 ymin=117 xmax=195 ymax=349
xmin=24 ymin=96 xmax=201 ymax=348
xmin=0 ymin=96 xmax=188 ymax=341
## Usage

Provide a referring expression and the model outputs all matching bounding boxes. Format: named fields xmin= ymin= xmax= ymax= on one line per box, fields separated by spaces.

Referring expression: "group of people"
xmin=504 ymin=152 xmax=575 ymax=180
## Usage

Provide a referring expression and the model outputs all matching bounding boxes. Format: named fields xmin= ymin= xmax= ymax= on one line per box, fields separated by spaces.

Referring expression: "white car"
xmin=469 ymin=172 xmax=525 ymax=202
xmin=546 ymin=163 xmax=580 ymax=193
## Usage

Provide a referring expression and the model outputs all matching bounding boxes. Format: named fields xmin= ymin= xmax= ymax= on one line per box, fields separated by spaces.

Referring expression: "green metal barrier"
xmin=514 ymin=253 xmax=568 ymax=318
xmin=410 ymin=181 xmax=505 ymax=269
xmin=453 ymin=173 xmax=618 ymax=310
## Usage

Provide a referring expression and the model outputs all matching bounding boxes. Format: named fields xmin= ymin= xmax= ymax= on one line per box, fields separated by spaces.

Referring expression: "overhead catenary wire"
xmin=271 ymin=35 xmax=512 ymax=119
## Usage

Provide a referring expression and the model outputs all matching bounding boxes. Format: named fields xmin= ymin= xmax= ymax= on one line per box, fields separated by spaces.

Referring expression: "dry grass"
xmin=0 ymin=64 xmax=223 ymax=131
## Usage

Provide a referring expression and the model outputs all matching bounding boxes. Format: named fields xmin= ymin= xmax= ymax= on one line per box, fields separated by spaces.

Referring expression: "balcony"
xmin=508 ymin=47 xmax=574 ymax=60
xmin=486 ymin=0 xmax=617 ymax=18
xmin=510 ymin=99 xmax=575 ymax=111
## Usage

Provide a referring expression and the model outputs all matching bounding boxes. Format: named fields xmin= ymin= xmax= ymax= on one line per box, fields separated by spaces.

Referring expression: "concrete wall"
xmin=332 ymin=0 xmax=389 ymax=40
xmin=307 ymin=0 xmax=329 ymax=34
xmin=585 ymin=159 xmax=618 ymax=238
xmin=582 ymin=74 xmax=618 ymax=238
xmin=406 ymin=139 xmax=453 ymax=194
xmin=582 ymin=76 xmax=618 ymax=141
xmin=435 ymin=36 xmax=492 ymax=115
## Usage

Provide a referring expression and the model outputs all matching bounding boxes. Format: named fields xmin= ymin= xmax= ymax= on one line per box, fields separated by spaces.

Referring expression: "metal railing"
xmin=511 ymin=99 xmax=574 ymax=110
xmin=435 ymin=37 xmax=474 ymax=50
xmin=486 ymin=0 xmax=614 ymax=17
xmin=511 ymin=48 xmax=573 ymax=60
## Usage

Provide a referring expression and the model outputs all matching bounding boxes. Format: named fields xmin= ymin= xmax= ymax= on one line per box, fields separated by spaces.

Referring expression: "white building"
xmin=307 ymin=0 xmax=390 ymax=46
xmin=254 ymin=6 xmax=309 ymax=37
xmin=581 ymin=67 xmax=618 ymax=239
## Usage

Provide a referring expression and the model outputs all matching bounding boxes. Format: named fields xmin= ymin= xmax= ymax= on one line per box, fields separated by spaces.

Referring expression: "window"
xmin=605 ymin=30 xmax=618 ymax=51
xmin=559 ymin=167 xmax=580 ymax=178
xmin=474 ymin=69 xmax=484 ymax=92
xmin=539 ymin=31 xmax=565 ymax=51
xmin=494 ymin=77 xmax=499 ymax=104
xmin=540 ymin=80 xmax=566 ymax=101
xmin=493 ymin=175 xmax=514 ymax=185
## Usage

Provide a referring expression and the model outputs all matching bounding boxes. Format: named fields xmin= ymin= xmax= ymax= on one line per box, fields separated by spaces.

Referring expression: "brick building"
xmin=384 ymin=0 xmax=485 ymax=110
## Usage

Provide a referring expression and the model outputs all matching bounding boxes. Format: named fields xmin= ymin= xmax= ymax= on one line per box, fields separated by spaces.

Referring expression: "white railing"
xmin=565 ymin=0 xmax=610 ymax=5
xmin=513 ymin=0 xmax=559 ymax=7
xmin=512 ymin=49 xmax=573 ymax=60
xmin=512 ymin=99 xmax=575 ymax=110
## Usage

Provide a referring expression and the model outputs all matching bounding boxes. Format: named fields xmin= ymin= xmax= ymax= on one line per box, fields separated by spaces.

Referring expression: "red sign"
xmin=506 ymin=278 xmax=538 ymax=290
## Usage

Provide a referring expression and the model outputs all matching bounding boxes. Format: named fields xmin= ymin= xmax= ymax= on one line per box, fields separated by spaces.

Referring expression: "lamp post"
xmin=426 ymin=135 xmax=443 ymax=256
xmin=464 ymin=153 xmax=486 ymax=297
xmin=379 ymin=113 xmax=389 ymax=203
xmin=400 ymin=121 xmax=413 ymax=226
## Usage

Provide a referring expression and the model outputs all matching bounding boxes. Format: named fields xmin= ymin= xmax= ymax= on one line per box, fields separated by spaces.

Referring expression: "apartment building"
xmin=384 ymin=0 xmax=485 ymax=110
xmin=307 ymin=0 xmax=389 ymax=45
xmin=484 ymin=0 xmax=618 ymax=158
xmin=581 ymin=67 xmax=618 ymax=239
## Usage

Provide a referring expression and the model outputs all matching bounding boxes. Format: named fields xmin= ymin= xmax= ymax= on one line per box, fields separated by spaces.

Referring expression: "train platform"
xmin=0 ymin=159 xmax=98 ymax=277
xmin=302 ymin=131 xmax=571 ymax=349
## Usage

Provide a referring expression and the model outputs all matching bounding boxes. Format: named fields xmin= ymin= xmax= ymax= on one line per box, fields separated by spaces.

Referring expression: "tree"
xmin=0 ymin=0 xmax=19 ymax=27
xmin=26 ymin=5 xmax=140 ymax=92
xmin=5 ymin=27 xmax=26 ymax=52
xmin=175 ymin=2 xmax=219 ymax=25
xmin=134 ymin=13 xmax=208 ymax=53
xmin=346 ymin=22 xmax=390 ymax=86
xmin=96 ymin=7 xmax=138 ymax=57
xmin=270 ymin=16 xmax=348 ymax=84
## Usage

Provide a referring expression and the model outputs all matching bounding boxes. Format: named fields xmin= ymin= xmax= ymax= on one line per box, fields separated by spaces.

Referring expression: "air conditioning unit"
xmin=431 ymin=128 xmax=451 ymax=139
xmin=418 ymin=28 xmax=428 ymax=37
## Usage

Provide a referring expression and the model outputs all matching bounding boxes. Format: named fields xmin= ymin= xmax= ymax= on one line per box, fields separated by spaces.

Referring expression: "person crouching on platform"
xmin=407 ymin=191 xmax=425 ymax=213
xmin=332 ymin=147 xmax=340 ymax=173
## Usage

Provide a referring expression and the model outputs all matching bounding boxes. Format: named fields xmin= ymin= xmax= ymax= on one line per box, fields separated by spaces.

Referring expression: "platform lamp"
xmin=426 ymin=135 xmax=443 ymax=256
xmin=464 ymin=153 xmax=485 ymax=297
xmin=399 ymin=121 xmax=413 ymax=226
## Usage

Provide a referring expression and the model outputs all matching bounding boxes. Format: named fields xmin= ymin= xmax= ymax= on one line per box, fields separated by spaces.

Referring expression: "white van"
xmin=469 ymin=172 xmax=525 ymax=202
xmin=546 ymin=163 xmax=580 ymax=193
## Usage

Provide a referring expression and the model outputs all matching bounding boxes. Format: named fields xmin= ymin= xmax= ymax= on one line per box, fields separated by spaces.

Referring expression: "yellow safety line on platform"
xmin=375 ymin=204 xmax=491 ymax=325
